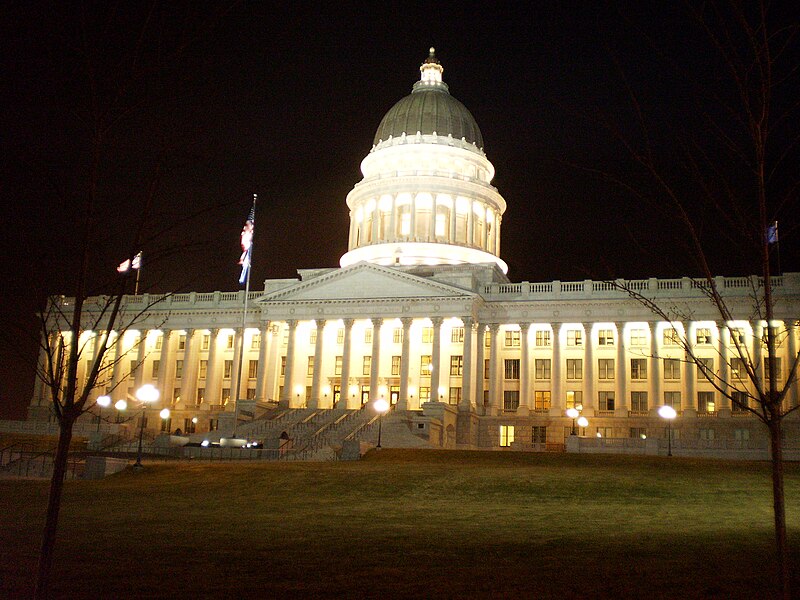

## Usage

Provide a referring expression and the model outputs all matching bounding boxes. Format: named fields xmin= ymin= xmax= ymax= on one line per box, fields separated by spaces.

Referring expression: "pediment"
xmin=258 ymin=262 xmax=475 ymax=303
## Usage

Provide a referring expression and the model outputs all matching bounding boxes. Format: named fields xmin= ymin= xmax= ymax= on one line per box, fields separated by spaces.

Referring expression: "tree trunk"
xmin=768 ymin=418 xmax=791 ymax=600
xmin=34 ymin=417 xmax=74 ymax=600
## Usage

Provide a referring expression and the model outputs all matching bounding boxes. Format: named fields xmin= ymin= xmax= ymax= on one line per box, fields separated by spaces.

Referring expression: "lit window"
xmin=310 ymin=330 xmax=317 ymax=345
xmin=202 ymin=335 xmax=210 ymax=351
xmin=663 ymin=328 xmax=680 ymax=346
xmin=334 ymin=356 xmax=342 ymax=376
xmin=155 ymin=335 xmax=163 ymax=350
xmin=598 ymin=329 xmax=614 ymax=346
xmin=393 ymin=328 xmax=403 ymax=344
xmin=535 ymin=330 xmax=551 ymax=347
xmin=534 ymin=391 xmax=551 ymax=411
xmin=698 ymin=391 xmax=715 ymax=413
xmin=451 ymin=327 xmax=464 ymax=343
xmin=565 ymin=390 xmax=582 ymax=410
xmin=730 ymin=328 xmax=746 ymax=345
xmin=567 ymin=330 xmax=582 ymax=346
xmin=362 ymin=356 xmax=371 ymax=376
xmin=422 ymin=328 xmax=433 ymax=344
xmin=307 ymin=357 xmax=314 ymax=376
xmin=337 ymin=329 xmax=344 ymax=344
xmin=392 ymin=356 xmax=401 ymax=376
xmin=400 ymin=213 xmax=411 ymax=236
xmin=449 ymin=387 xmax=461 ymax=405
xmin=504 ymin=330 xmax=520 ymax=347
xmin=227 ymin=334 xmax=235 ymax=349
xmin=421 ymin=355 xmax=432 ymax=375
xmin=450 ymin=355 xmax=463 ymax=376
xmin=695 ymin=328 xmax=712 ymax=345
xmin=364 ymin=328 xmax=372 ymax=344
xmin=499 ymin=425 xmax=515 ymax=447
xmin=629 ymin=329 xmax=647 ymax=346
xmin=535 ymin=359 xmax=551 ymax=380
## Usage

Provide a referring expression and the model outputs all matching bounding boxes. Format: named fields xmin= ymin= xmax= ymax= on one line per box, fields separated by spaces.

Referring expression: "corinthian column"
xmin=309 ymin=319 xmax=326 ymax=408
xmin=398 ymin=318 xmax=413 ymax=410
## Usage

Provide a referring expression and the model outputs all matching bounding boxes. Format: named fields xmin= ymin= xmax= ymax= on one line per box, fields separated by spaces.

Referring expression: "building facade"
xmin=27 ymin=50 xmax=800 ymax=450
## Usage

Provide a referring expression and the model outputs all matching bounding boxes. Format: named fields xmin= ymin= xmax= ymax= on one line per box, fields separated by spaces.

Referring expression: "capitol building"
xmin=26 ymin=50 xmax=800 ymax=453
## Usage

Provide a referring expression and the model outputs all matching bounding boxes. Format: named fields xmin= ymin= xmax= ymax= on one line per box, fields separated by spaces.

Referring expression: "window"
xmin=504 ymin=330 xmax=520 ymax=347
xmin=422 ymin=327 xmax=433 ymax=343
xmin=565 ymin=390 xmax=582 ymax=410
xmin=696 ymin=328 xmax=712 ymax=345
xmin=663 ymin=328 xmax=680 ymax=346
xmin=224 ymin=360 xmax=233 ymax=379
xmin=279 ymin=357 xmax=286 ymax=377
xmin=421 ymin=355 xmax=432 ymax=375
xmin=199 ymin=360 xmax=208 ymax=379
xmin=731 ymin=328 xmax=746 ymax=345
xmin=221 ymin=388 xmax=231 ymax=404
xmin=535 ymin=330 xmax=551 ymax=347
xmin=734 ymin=429 xmax=750 ymax=441
xmin=196 ymin=388 xmax=205 ymax=403
xmin=566 ymin=359 xmax=582 ymax=380
xmin=334 ymin=356 xmax=343 ymax=376
xmin=392 ymin=356 xmax=402 ymax=376
xmin=697 ymin=357 xmax=714 ymax=375
xmin=504 ymin=359 xmax=520 ymax=380
xmin=535 ymin=359 xmax=551 ymax=380
xmin=765 ymin=357 xmax=782 ymax=381
xmin=246 ymin=388 xmax=256 ymax=400
xmin=393 ymin=328 xmax=403 ymax=344
xmin=451 ymin=327 xmax=464 ymax=343
xmin=499 ymin=425 xmax=515 ymax=447
xmin=449 ymin=387 xmax=461 ymax=405
xmin=309 ymin=330 xmax=317 ymax=345
xmin=566 ymin=330 xmax=582 ymax=346
xmin=598 ymin=359 xmax=615 ymax=380
xmin=251 ymin=334 xmax=261 ymax=350
xmin=732 ymin=390 xmax=749 ymax=412
xmin=663 ymin=358 xmax=681 ymax=380
xmin=249 ymin=360 xmax=258 ymax=379
xmin=173 ymin=387 xmax=181 ymax=403
xmin=664 ymin=391 xmax=681 ymax=409
xmin=599 ymin=391 xmax=615 ymax=411
xmin=730 ymin=357 xmax=745 ymax=379
xmin=227 ymin=334 xmax=235 ymax=350
xmin=175 ymin=360 xmax=183 ymax=379
xmin=699 ymin=428 xmax=715 ymax=441
xmin=698 ymin=391 xmax=715 ymax=413
xmin=362 ymin=356 xmax=371 ymax=376
xmin=337 ymin=329 xmax=344 ymax=344
xmin=596 ymin=427 xmax=612 ymax=438
xmin=630 ymin=427 xmax=647 ymax=439
xmin=178 ymin=335 xmax=186 ymax=350
xmin=532 ymin=426 xmax=547 ymax=444
xmin=598 ymin=329 xmax=614 ymax=346
xmin=364 ymin=328 xmax=372 ymax=344
xmin=307 ymin=356 xmax=315 ymax=376
xmin=503 ymin=390 xmax=519 ymax=411
xmin=155 ymin=335 xmax=163 ymax=350
xmin=631 ymin=391 xmax=648 ymax=412
xmin=630 ymin=359 xmax=647 ymax=380
xmin=484 ymin=333 xmax=491 ymax=348
xmin=450 ymin=355 xmax=463 ymax=376
xmin=484 ymin=359 xmax=490 ymax=379
xmin=151 ymin=360 xmax=160 ymax=379
xmin=629 ymin=328 xmax=647 ymax=346
xmin=202 ymin=334 xmax=210 ymax=351
xmin=534 ymin=391 xmax=551 ymax=411
xmin=129 ymin=359 xmax=138 ymax=376
xmin=419 ymin=387 xmax=430 ymax=402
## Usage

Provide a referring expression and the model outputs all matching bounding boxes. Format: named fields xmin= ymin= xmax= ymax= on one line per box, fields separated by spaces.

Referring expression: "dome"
xmin=372 ymin=49 xmax=484 ymax=148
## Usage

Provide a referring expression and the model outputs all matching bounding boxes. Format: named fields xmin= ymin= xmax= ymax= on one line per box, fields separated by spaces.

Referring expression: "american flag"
xmin=238 ymin=200 xmax=255 ymax=284
xmin=117 ymin=251 xmax=142 ymax=273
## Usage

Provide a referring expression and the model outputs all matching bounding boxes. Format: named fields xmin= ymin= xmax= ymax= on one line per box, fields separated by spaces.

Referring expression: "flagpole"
xmin=134 ymin=253 xmax=141 ymax=295
xmin=233 ymin=194 xmax=257 ymax=437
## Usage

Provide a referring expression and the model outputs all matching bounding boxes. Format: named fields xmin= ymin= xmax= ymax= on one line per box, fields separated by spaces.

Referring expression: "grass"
xmin=1 ymin=450 xmax=798 ymax=599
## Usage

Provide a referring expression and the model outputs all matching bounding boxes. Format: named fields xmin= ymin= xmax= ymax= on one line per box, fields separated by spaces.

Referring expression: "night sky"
xmin=1 ymin=2 xmax=798 ymax=419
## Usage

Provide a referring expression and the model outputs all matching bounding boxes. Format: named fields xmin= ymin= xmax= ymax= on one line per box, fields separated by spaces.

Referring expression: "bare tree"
xmin=580 ymin=3 xmax=799 ymax=597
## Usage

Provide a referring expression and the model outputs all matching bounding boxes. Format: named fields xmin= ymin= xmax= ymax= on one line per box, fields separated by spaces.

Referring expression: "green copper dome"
xmin=373 ymin=49 xmax=484 ymax=149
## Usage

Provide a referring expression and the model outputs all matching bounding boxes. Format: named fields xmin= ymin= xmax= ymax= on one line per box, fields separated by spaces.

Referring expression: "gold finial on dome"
xmin=420 ymin=47 xmax=443 ymax=84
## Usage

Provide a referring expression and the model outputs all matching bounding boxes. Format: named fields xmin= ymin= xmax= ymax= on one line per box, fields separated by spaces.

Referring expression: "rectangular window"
xmin=630 ymin=358 xmax=647 ymax=380
xmin=485 ymin=333 xmax=491 ymax=348
xmin=227 ymin=334 xmax=235 ymax=349
xmin=362 ymin=356 xmax=371 ymax=376
xmin=663 ymin=358 xmax=681 ymax=380
xmin=251 ymin=334 xmax=260 ymax=350
xmin=307 ymin=356 xmax=315 ymax=376
xmin=599 ymin=391 xmax=615 ymax=411
xmin=391 ymin=355 xmax=402 ymax=376
xmin=221 ymin=388 xmax=231 ymax=404
xmin=532 ymin=426 xmax=547 ymax=444
xmin=630 ymin=427 xmax=647 ymax=439
xmin=566 ymin=358 xmax=583 ymax=380
xmin=698 ymin=391 xmax=715 ymax=413
xmin=393 ymin=328 xmax=403 ymax=344
xmin=699 ymin=428 xmax=715 ymax=441
xmin=419 ymin=386 xmax=430 ymax=402
xmin=451 ymin=327 xmax=464 ymax=343
xmin=631 ymin=391 xmax=648 ymax=412
xmin=421 ymin=355 xmax=432 ymax=375
xmin=731 ymin=328 xmax=745 ymax=345
xmin=337 ymin=329 xmax=344 ymax=344
xmin=566 ymin=330 xmax=583 ymax=346
xmin=202 ymin=334 xmax=210 ymax=351
xmin=734 ymin=428 xmax=750 ymax=441
xmin=598 ymin=329 xmax=614 ymax=346
xmin=484 ymin=359 xmax=490 ymax=379
xmin=732 ymin=390 xmax=749 ymax=412
xmin=499 ymin=425 xmax=515 ymax=447
xmin=730 ymin=357 xmax=745 ymax=378
xmin=422 ymin=327 xmax=433 ymax=344
xmin=765 ymin=357 xmax=782 ymax=381
xmin=535 ymin=330 xmax=551 ymax=347
xmin=695 ymin=328 xmax=712 ymax=345
xmin=535 ymin=358 xmax=551 ymax=380
xmin=246 ymin=388 xmax=256 ymax=400
xmin=196 ymin=388 xmax=205 ymax=403
xmin=504 ymin=359 xmax=520 ymax=380
xmin=534 ymin=390 xmax=551 ymax=411
xmin=335 ymin=356 xmax=343 ymax=376
xmin=199 ymin=360 xmax=208 ymax=379
xmin=565 ymin=390 xmax=583 ymax=410
xmin=173 ymin=387 xmax=181 ymax=403
xmin=596 ymin=426 xmax=613 ymax=438
xmin=129 ymin=360 xmax=138 ymax=377
xmin=449 ymin=387 xmax=462 ymax=405
xmin=249 ymin=359 xmax=258 ymax=379
xmin=178 ymin=335 xmax=186 ymax=350
xmin=663 ymin=328 xmax=680 ymax=346
xmin=279 ymin=356 xmax=286 ymax=377
xmin=155 ymin=335 xmax=163 ymax=350
xmin=151 ymin=359 xmax=160 ymax=379
xmin=664 ymin=391 xmax=681 ymax=409
xmin=224 ymin=360 xmax=233 ymax=379
xmin=175 ymin=360 xmax=183 ymax=379
xmin=364 ymin=328 xmax=372 ymax=344
xmin=629 ymin=328 xmax=647 ymax=346
xmin=598 ymin=358 xmax=615 ymax=380
xmin=503 ymin=390 xmax=519 ymax=411
xmin=697 ymin=357 xmax=714 ymax=375
xmin=450 ymin=355 xmax=463 ymax=376
xmin=504 ymin=330 xmax=520 ymax=347
xmin=309 ymin=330 xmax=317 ymax=345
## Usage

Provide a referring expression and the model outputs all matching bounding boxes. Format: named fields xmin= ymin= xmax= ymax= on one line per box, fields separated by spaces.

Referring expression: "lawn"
xmin=1 ymin=450 xmax=798 ymax=599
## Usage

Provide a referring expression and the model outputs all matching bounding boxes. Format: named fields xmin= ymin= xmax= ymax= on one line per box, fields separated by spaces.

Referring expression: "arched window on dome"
xmin=435 ymin=195 xmax=452 ymax=241
xmin=364 ymin=199 xmax=376 ymax=244
xmin=455 ymin=197 xmax=470 ymax=244
xmin=378 ymin=195 xmax=393 ymax=241
xmin=473 ymin=203 xmax=485 ymax=250
xmin=486 ymin=207 xmax=495 ymax=254
xmin=415 ymin=193 xmax=433 ymax=240
xmin=395 ymin=194 xmax=412 ymax=238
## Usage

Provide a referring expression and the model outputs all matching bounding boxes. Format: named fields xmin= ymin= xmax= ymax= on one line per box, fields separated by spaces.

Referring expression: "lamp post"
xmin=133 ymin=384 xmax=160 ymax=470
xmin=96 ymin=395 xmax=111 ymax=432
xmin=114 ymin=399 xmax=127 ymax=423
xmin=658 ymin=404 xmax=677 ymax=457
xmin=566 ymin=407 xmax=579 ymax=435
xmin=373 ymin=398 xmax=390 ymax=448
xmin=576 ymin=416 xmax=589 ymax=436
xmin=160 ymin=408 xmax=171 ymax=434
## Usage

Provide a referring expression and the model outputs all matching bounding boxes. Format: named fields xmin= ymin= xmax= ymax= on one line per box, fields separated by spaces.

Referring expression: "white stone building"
xmin=26 ymin=50 xmax=800 ymax=452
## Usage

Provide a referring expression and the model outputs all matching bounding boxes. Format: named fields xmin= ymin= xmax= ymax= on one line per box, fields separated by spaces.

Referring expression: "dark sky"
xmin=1 ymin=1 xmax=798 ymax=419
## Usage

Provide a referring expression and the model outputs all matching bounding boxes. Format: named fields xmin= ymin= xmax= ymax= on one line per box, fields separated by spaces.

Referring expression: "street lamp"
xmin=160 ymin=408 xmax=171 ymax=434
xmin=658 ymin=404 xmax=677 ymax=457
xmin=96 ymin=395 xmax=111 ymax=432
xmin=566 ymin=407 xmax=579 ymax=435
xmin=576 ymin=416 xmax=589 ymax=436
xmin=373 ymin=398 xmax=390 ymax=448
xmin=133 ymin=384 xmax=160 ymax=470
xmin=114 ymin=399 xmax=127 ymax=423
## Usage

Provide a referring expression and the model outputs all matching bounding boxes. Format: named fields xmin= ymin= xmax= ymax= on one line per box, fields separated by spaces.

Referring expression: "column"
xmin=683 ymin=321 xmax=698 ymax=412
xmin=753 ymin=321 xmax=764 ymax=381
xmin=482 ymin=209 xmax=489 ymax=251
xmin=475 ymin=325 xmax=486 ymax=414
xmin=205 ymin=328 xmax=221 ymax=406
xmin=582 ymin=322 xmax=595 ymax=414
xmin=550 ymin=323 xmax=563 ymax=414
xmin=389 ymin=196 xmax=397 ymax=243
xmin=369 ymin=319 xmax=383 ymax=403
xmin=449 ymin=205 xmax=456 ymax=243
xmin=648 ymin=323 xmax=664 ymax=410
xmin=615 ymin=322 xmax=627 ymax=415
xmin=518 ymin=323 xmax=531 ymax=415
xmin=429 ymin=317 xmax=443 ymax=402
xmin=429 ymin=200 xmax=436 ymax=241
xmin=280 ymin=320 xmax=297 ymax=407
xmin=787 ymin=321 xmax=799 ymax=409
xmin=264 ymin=324 xmax=280 ymax=402
xmin=398 ymin=317 xmax=413 ymax=410
xmin=180 ymin=329 xmax=198 ymax=406
xmin=256 ymin=322 xmax=271 ymax=402
xmin=488 ymin=323 xmax=500 ymax=414
xmin=110 ymin=332 xmax=124 ymax=400
xmin=715 ymin=322 xmax=729 ymax=411
xmin=467 ymin=201 xmax=474 ymax=247
xmin=156 ymin=330 xmax=172 ymax=404
xmin=230 ymin=327 xmax=244 ymax=405
xmin=309 ymin=319 xmax=326 ymax=408
xmin=341 ymin=319 xmax=357 ymax=408
xmin=459 ymin=318 xmax=474 ymax=413
xmin=134 ymin=330 xmax=147 ymax=390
